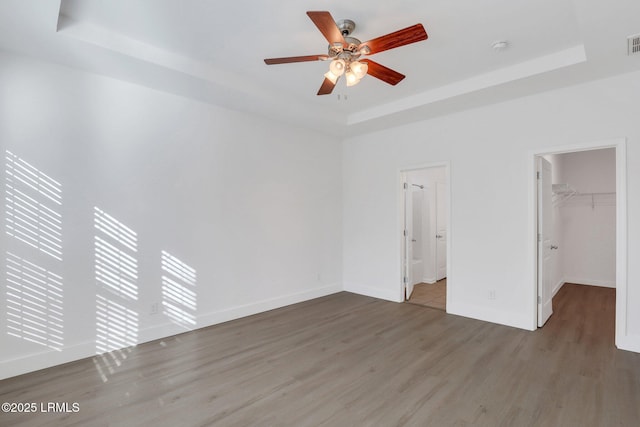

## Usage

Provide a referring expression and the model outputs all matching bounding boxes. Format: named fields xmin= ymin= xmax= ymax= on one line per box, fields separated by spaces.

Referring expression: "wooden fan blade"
xmin=264 ymin=55 xmax=329 ymax=65
xmin=359 ymin=24 xmax=427 ymax=55
xmin=307 ymin=11 xmax=346 ymax=45
xmin=361 ymin=60 xmax=405 ymax=85
xmin=317 ymin=76 xmax=337 ymax=95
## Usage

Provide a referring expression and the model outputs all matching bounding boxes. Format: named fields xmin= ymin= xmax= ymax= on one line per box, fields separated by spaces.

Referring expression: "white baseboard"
xmin=422 ymin=276 xmax=436 ymax=284
xmin=0 ymin=340 xmax=97 ymax=381
xmin=343 ymin=282 xmax=403 ymax=303
xmin=617 ymin=334 xmax=640 ymax=354
xmin=552 ymin=279 xmax=566 ymax=297
xmin=447 ymin=301 xmax=533 ymax=331
xmin=564 ymin=277 xmax=616 ymax=288
xmin=0 ymin=283 xmax=342 ymax=380
xmin=197 ymin=283 xmax=342 ymax=327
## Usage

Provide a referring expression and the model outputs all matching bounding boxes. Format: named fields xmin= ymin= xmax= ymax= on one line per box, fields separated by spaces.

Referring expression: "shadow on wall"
xmin=3 ymin=150 xmax=199 ymax=380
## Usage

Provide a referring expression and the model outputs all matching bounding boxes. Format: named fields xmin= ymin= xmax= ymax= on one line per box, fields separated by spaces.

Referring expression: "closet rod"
xmin=574 ymin=191 xmax=615 ymax=196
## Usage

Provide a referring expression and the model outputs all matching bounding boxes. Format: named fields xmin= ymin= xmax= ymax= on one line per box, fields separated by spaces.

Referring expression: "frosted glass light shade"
xmin=350 ymin=61 xmax=368 ymax=79
xmin=345 ymin=70 xmax=360 ymax=87
xmin=329 ymin=59 xmax=346 ymax=76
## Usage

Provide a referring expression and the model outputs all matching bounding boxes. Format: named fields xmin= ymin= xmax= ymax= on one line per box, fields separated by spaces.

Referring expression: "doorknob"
xmin=436 ymin=234 xmax=443 ymax=239
xmin=411 ymin=239 xmax=417 ymax=242
xmin=550 ymin=245 xmax=558 ymax=250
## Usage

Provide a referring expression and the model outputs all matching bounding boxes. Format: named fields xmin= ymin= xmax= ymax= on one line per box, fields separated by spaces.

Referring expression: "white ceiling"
xmin=1 ymin=0 xmax=640 ymax=136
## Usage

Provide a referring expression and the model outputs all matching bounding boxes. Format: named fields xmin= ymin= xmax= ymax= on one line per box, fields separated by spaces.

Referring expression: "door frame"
xmin=403 ymin=176 xmax=415 ymax=299
xmin=399 ymin=162 xmax=451 ymax=308
xmin=528 ymin=138 xmax=627 ymax=349
xmin=434 ymin=181 xmax=448 ymax=282
xmin=536 ymin=156 xmax=554 ymax=327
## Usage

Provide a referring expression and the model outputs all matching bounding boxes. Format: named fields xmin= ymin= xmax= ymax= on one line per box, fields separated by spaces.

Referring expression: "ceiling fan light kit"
xmin=264 ymin=11 xmax=428 ymax=95
xmin=351 ymin=61 xmax=368 ymax=78
xmin=329 ymin=58 xmax=346 ymax=76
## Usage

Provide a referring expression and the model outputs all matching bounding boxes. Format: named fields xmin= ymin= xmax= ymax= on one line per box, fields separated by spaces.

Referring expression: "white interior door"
xmin=411 ymin=189 xmax=424 ymax=285
xmin=537 ymin=157 xmax=554 ymax=326
xmin=435 ymin=182 xmax=447 ymax=281
xmin=404 ymin=180 xmax=415 ymax=299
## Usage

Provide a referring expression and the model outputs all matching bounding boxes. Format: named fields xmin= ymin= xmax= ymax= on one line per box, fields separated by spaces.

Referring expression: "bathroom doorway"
xmin=401 ymin=165 xmax=449 ymax=311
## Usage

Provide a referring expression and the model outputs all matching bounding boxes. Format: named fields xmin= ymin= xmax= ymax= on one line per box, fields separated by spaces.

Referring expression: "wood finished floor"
xmin=1 ymin=284 xmax=639 ymax=426
xmin=407 ymin=279 xmax=446 ymax=310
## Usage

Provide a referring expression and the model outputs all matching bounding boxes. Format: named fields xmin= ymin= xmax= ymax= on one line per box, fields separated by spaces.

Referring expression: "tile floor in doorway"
xmin=407 ymin=279 xmax=446 ymax=310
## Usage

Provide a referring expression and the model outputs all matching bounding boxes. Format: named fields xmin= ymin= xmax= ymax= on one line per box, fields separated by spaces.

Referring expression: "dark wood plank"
xmin=1 ymin=284 xmax=638 ymax=426
xmin=362 ymin=59 xmax=406 ymax=86
xmin=306 ymin=11 xmax=345 ymax=46
xmin=264 ymin=54 xmax=329 ymax=65
xmin=360 ymin=24 xmax=428 ymax=55
xmin=317 ymin=77 xmax=336 ymax=95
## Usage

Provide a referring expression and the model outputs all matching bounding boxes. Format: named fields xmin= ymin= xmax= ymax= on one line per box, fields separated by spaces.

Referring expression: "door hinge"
xmin=403 ymin=276 xmax=408 ymax=284
xmin=404 ymin=229 xmax=407 ymax=237
xmin=536 ymin=171 xmax=540 ymax=179
xmin=538 ymin=233 xmax=542 ymax=242
xmin=537 ymin=296 xmax=541 ymax=304
xmin=403 ymin=182 xmax=408 ymax=190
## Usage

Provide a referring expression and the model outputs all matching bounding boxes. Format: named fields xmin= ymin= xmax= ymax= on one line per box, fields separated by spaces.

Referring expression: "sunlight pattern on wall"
xmin=95 ymin=294 xmax=138 ymax=353
xmin=95 ymin=236 xmax=138 ymax=300
xmin=94 ymin=207 xmax=137 ymax=253
xmin=4 ymin=150 xmax=64 ymax=351
xmin=94 ymin=207 xmax=138 ymax=354
xmin=5 ymin=151 xmax=63 ymax=261
xmin=161 ymin=251 xmax=197 ymax=329
xmin=5 ymin=253 xmax=63 ymax=350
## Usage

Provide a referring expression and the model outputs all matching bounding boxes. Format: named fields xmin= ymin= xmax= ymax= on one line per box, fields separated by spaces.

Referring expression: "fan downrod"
xmin=336 ymin=19 xmax=356 ymax=36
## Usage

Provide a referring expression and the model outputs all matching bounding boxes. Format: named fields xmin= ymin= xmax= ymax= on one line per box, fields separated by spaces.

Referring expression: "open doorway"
xmin=532 ymin=140 xmax=627 ymax=349
xmin=401 ymin=166 xmax=448 ymax=310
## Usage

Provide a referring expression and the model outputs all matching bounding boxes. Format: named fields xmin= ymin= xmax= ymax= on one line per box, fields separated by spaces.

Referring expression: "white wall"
xmin=0 ymin=51 xmax=343 ymax=379
xmin=342 ymin=69 xmax=640 ymax=352
xmin=556 ymin=149 xmax=616 ymax=288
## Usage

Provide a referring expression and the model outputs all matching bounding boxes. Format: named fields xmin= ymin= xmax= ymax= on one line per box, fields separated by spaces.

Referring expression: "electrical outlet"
xmin=489 ymin=290 xmax=496 ymax=300
xmin=150 ymin=302 xmax=159 ymax=315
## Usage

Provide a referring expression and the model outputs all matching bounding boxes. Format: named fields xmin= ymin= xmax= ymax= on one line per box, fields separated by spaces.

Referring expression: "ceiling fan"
xmin=264 ymin=11 xmax=428 ymax=95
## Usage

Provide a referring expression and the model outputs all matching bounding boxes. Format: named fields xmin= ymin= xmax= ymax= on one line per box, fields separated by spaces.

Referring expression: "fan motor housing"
xmin=328 ymin=19 xmax=362 ymax=58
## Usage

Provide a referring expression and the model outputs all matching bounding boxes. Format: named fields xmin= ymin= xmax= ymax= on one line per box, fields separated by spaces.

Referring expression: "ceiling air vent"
xmin=629 ymin=34 xmax=640 ymax=56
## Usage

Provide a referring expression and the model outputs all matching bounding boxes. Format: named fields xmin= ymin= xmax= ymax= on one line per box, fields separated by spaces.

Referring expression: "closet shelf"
xmin=553 ymin=185 xmax=616 ymax=208
xmin=552 ymin=183 xmax=616 ymax=208
xmin=552 ymin=183 xmax=577 ymax=206
xmin=552 ymin=183 xmax=575 ymax=195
